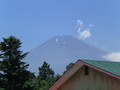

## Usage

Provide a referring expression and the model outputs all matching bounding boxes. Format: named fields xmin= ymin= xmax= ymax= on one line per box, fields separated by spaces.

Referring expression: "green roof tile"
xmin=80 ymin=60 xmax=120 ymax=76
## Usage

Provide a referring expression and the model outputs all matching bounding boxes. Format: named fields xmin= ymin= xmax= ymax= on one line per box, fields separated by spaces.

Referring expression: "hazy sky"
xmin=0 ymin=0 xmax=120 ymax=53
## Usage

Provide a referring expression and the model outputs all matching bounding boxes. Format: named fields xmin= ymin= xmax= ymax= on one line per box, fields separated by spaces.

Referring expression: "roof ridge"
xmin=79 ymin=59 xmax=120 ymax=63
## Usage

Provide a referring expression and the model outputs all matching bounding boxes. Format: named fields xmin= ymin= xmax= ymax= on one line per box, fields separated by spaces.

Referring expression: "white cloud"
xmin=77 ymin=19 xmax=83 ymax=26
xmin=77 ymin=19 xmax=83 ymax=33
xmin=102 ymin=52 xmax=120 ymax=62
xmin=76 ymin=19 xmax=92 ymax=40
xmin=79 ymin=29 xmax=91 ymax=40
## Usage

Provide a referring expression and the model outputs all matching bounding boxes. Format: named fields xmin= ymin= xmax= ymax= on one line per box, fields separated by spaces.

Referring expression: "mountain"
xmin=25 ymin=35 xmax=107 ymax=74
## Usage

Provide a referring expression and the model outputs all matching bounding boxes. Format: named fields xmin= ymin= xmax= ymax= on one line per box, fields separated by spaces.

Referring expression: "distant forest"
xmin=0 ymin=36 xmax=74 ymax=90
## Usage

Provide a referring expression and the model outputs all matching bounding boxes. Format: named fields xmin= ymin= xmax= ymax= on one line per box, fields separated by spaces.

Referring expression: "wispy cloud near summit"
xmin=76 ymin=19 xmax=93 ymax=40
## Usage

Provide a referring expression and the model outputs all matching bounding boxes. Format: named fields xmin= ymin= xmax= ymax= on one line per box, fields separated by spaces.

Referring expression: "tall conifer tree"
xmin=0 ymin=36 xmax=30 ymax=90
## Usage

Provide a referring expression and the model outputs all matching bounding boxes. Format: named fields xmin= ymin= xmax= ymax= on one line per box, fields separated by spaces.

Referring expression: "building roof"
xmin=49 ymin=59 xmax=120 ymax=90
xmin=80 ymin=60 xmax=120 ymax=77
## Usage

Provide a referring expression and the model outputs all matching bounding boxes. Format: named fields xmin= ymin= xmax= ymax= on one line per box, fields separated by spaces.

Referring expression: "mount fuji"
xmin=25 ymin=36 xmax=107 ymax=74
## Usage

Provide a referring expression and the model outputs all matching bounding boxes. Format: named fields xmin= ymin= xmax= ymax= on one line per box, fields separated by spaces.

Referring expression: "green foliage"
xmin=23 ymin=72 xmax=37 ymax=90
xmin=0 ymin=88 xmax=5 ymax=90
xmin=54 ymin=74 xmax=61 ymax=82
xmin=38 ymin=61 xmax=54 ymax=80
xmin=66 ymin=62 xmax=74 ymax=70
xmin=0 ymin=36 xmax=30 ymax=90
xmin=63 ymin=62 xmax=74 ymax=74
xmin=24 ymin=77 xmax=37 ymax=90
xmin=37 ymin=61 xmax=55 ymax=90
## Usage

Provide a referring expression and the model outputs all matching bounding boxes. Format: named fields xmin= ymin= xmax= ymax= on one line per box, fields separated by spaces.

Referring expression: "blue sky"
xmin=0 ymin=0 xmax=120 ymax=54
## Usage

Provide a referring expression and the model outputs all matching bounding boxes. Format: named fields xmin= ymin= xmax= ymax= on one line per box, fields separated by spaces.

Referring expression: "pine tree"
xmin=0 ymin=36 xmax=30 ymax=90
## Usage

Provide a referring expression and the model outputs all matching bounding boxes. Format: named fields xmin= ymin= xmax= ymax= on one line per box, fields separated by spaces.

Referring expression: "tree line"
xmin=0 ymin=36 xmax=74 ymax=90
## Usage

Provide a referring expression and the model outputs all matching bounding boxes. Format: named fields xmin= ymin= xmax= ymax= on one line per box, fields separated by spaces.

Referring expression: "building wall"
xmin=58 ymin=66 xmax=120 ymax=90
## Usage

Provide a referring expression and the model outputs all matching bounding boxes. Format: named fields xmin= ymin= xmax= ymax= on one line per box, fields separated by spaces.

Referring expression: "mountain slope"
xmin=25 ymin=36 xmax=107 ymax=74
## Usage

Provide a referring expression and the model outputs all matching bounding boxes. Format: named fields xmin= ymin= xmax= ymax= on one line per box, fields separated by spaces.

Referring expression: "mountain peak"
xmin=25 ymin=35 xmax=107 ymax=74
xmin=51 ymin=35 xmax=76 ymax=43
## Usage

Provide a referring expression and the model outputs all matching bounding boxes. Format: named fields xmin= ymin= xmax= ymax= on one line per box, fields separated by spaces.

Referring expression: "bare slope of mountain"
xmin=25 ymin=36 xmax=107 ymax=74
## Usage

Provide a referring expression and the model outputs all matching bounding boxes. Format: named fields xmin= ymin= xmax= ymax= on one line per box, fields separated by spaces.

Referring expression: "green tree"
xmin=63 ymin=62 xmax=74 ymax=74
xmin=0 ymin=36 xmax=30 ymax=90
xmin=54 ymin=74 xmax=61 ymax=82
xmin=37 ymin=61 xmax=55 ymax=90
xmin=24 ymin=72 xmax=37 ymax=90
